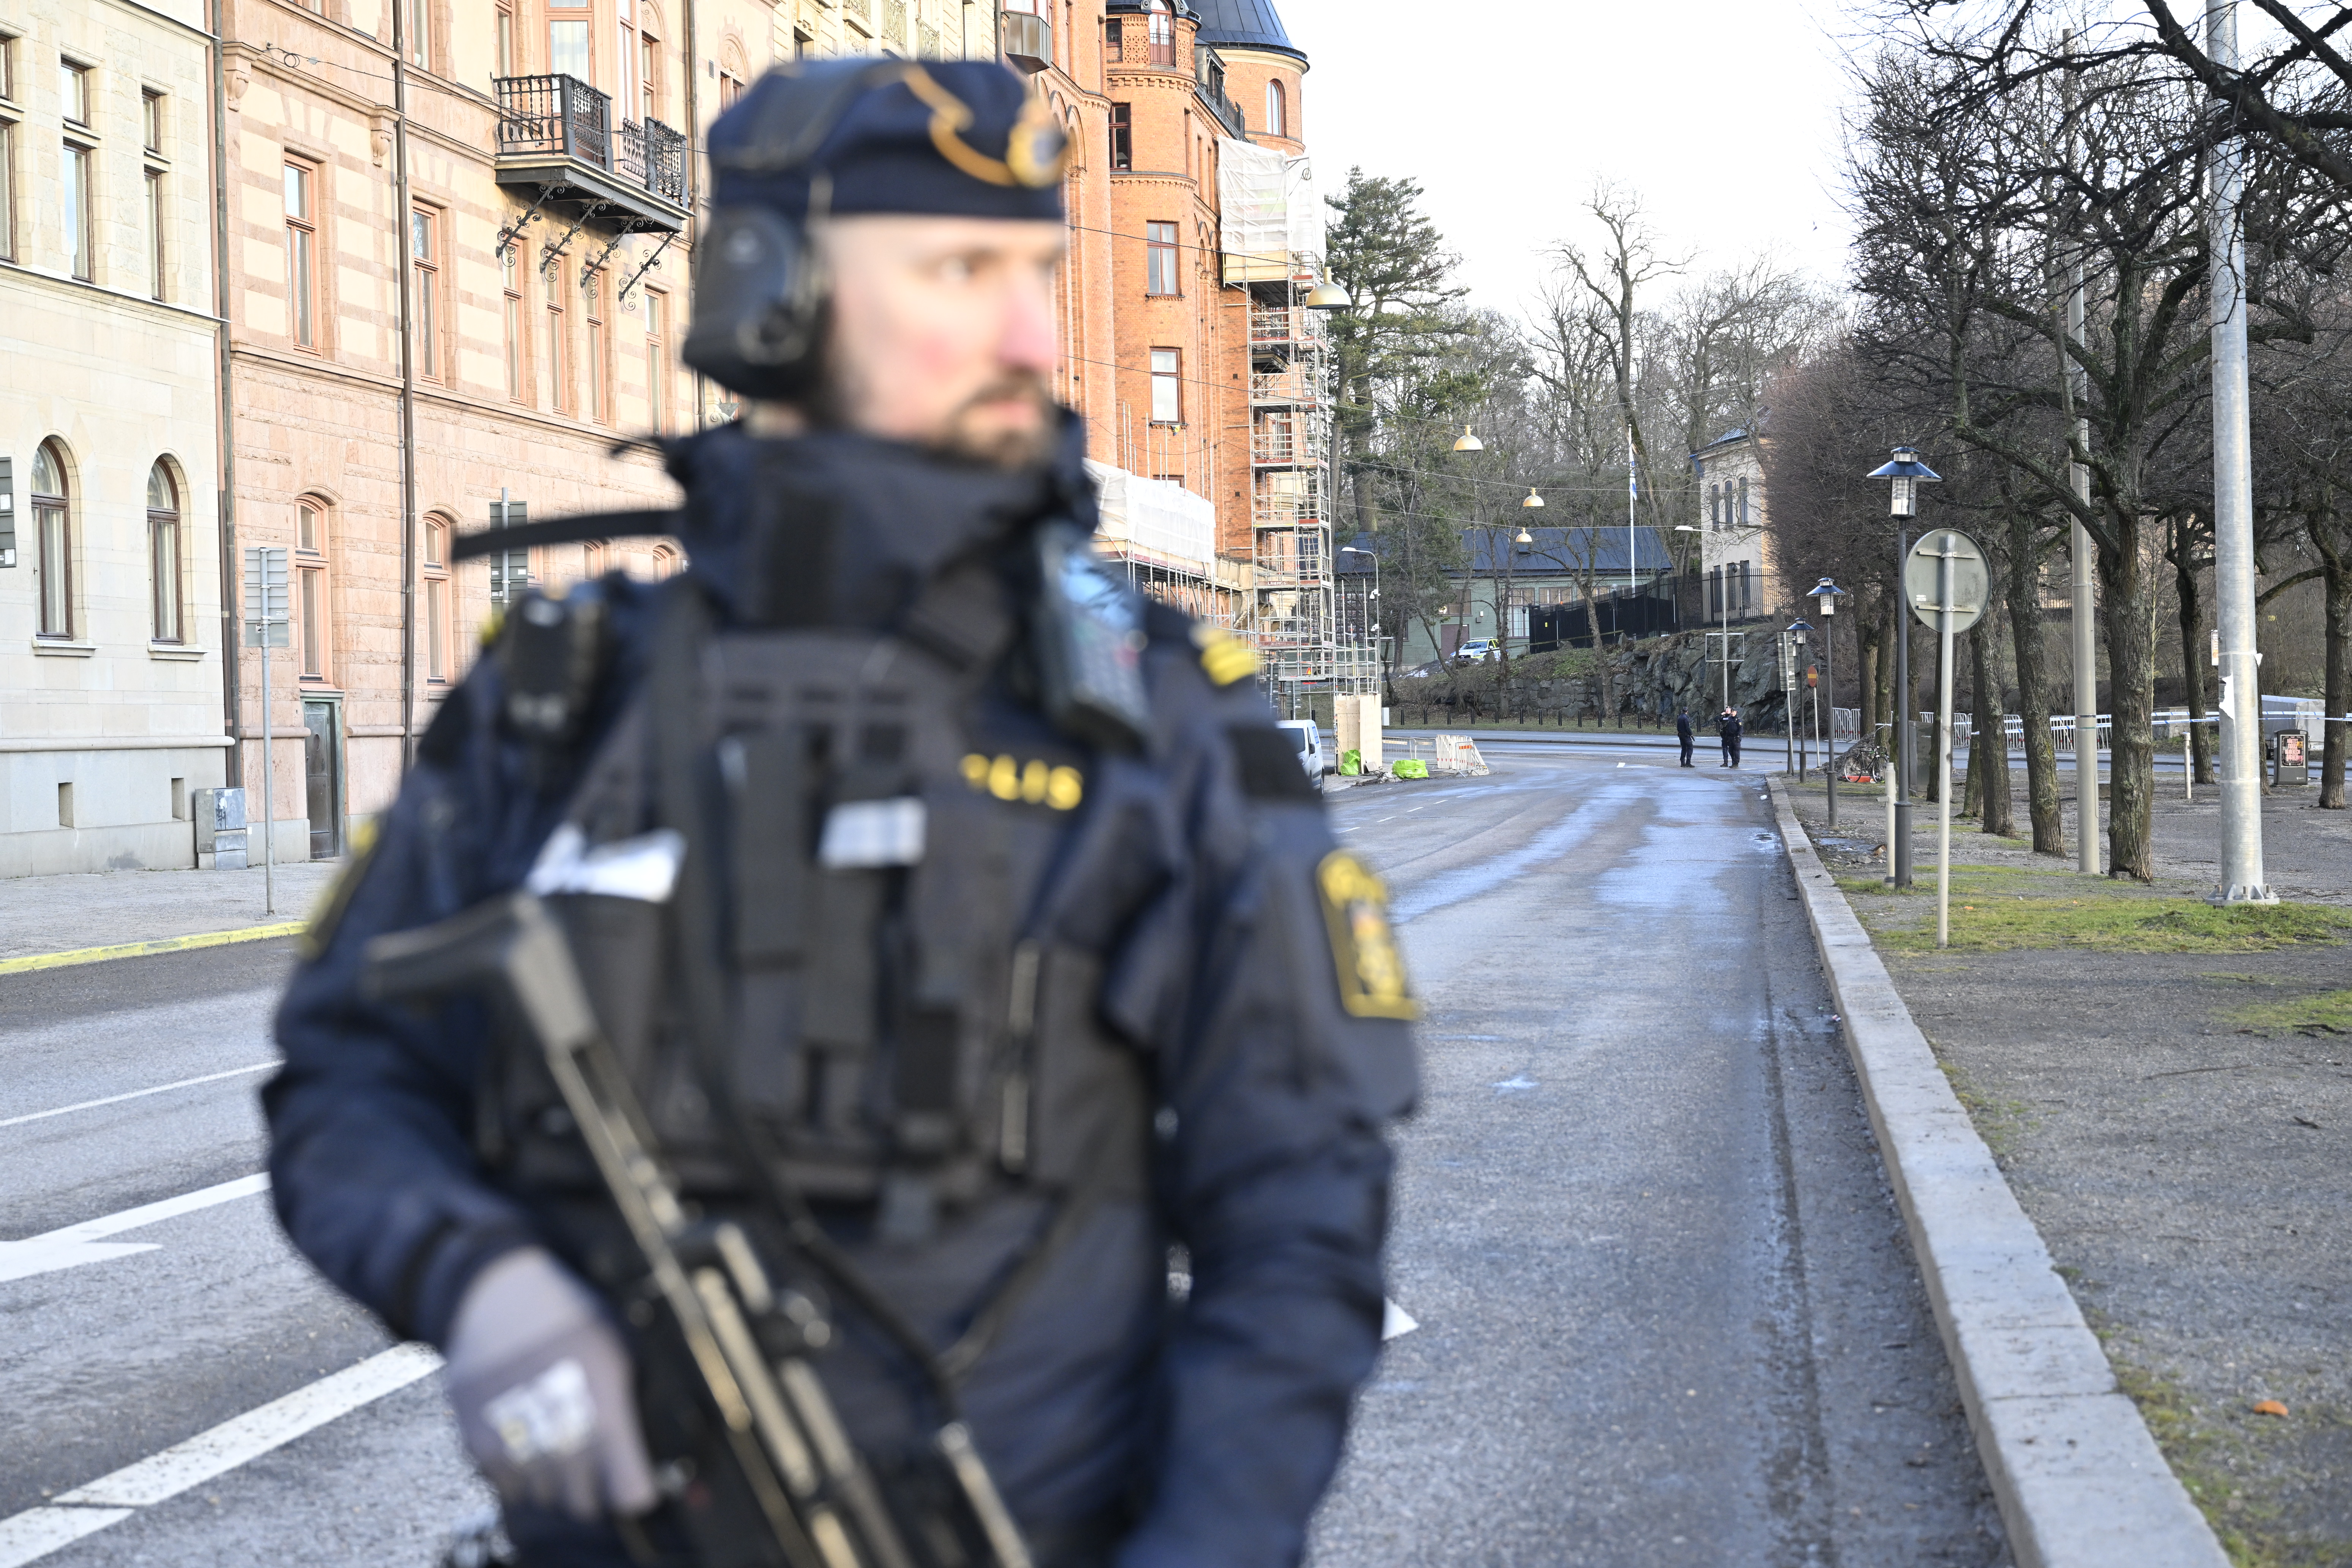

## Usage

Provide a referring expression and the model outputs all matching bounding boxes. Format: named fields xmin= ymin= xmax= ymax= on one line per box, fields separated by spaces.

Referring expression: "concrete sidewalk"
xmin=0 ymin=863 xmax=345 ymax=964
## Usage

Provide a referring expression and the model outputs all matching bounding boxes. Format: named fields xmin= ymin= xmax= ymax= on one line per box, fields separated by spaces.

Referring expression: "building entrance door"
xmin=302 ymin=699 xmax=341 ymax=859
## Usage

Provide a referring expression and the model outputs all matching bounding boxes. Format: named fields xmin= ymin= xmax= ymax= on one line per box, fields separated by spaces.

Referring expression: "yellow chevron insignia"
xmin=1193 ymin=625 xmax=1257 ymax=687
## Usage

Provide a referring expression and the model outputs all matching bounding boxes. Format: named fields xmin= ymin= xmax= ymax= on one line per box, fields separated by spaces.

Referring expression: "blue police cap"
xmin=708 ymin=59 xmax=1067 ymax=223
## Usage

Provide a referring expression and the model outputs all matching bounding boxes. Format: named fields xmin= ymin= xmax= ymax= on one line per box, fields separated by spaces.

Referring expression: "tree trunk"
xmin=2174 ymin=534 xmax=2215 ymax=787
xmin=1971 ymin=613 xmax=2015 ymax=836
xmin=1857 ymin=613 xmax=1881 ymax=743
xmin=2008 ymin=515 xmax=2064 ymax=855
xmin=2317 ymin=525 xmax=2349 ymax=810
xmin=2099 ymin=517 xmax=2158 ymax=881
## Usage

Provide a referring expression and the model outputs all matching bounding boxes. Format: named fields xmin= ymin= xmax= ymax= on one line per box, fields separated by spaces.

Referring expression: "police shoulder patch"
xmin=1190 ymin=623 xmax=1257 ymax=688
xmin=1316 ymin=850 xmax=1418 ymax=1021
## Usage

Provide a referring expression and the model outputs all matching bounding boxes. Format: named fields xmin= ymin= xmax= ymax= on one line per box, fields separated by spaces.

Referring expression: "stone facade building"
xmin=0 ymin=0 xmax=228 ymax=876
xmin=0 ymin=0 xmax=1337 ymax=874
xmin=1692 ymin=424 xmax=1781 ymax=624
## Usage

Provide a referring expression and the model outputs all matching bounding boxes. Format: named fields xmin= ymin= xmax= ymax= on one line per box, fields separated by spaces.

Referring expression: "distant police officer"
xmin=266 ymin=58 xmax=1418 ymax=1568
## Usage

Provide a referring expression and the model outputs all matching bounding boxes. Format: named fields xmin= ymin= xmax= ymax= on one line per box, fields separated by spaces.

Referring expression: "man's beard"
xmin=937 ymin=371 xmax=1058 ymax=470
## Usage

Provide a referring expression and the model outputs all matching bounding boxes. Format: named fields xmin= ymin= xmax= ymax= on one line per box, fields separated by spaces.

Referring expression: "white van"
xmin=1275 ymin=719 xmax=1332 ymax=780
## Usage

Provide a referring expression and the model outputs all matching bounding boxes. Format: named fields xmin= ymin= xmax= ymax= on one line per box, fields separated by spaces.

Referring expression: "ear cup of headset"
xmin=682 ymin=205 xmax=831 ymax=403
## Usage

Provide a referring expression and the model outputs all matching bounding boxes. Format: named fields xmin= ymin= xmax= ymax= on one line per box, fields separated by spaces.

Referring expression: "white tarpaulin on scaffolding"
xmin=1218 ymin=139 xmax=1321 ymax=284
xmin=1089 ymin=461 xmax=1217 ymax=573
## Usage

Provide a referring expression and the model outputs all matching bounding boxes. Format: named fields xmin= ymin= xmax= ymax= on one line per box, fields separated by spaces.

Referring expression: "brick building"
xmin=0 ymin=0 xmax=1344 ymax=874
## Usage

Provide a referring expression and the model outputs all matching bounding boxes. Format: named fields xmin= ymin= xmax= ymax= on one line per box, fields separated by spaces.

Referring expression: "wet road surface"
xmin=1307 ymin=747 xmax=2011 ymax=1566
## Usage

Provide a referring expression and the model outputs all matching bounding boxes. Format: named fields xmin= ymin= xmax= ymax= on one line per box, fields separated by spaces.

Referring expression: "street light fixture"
xmin=1866 ymin=447 xmax=1940 ymax=887
xmin=1520 ymin=487 xmax=1545 ymax=509
xmin=1785 ymin=618 xmax=1815 ymax=779
xmin=1811 ymin=577 xmax=1848 ymax=829
xmin=1303 ymin=277 xmax=1351 ymax=310
xmin=1452 ymin=425 xmax=1484 ymax=453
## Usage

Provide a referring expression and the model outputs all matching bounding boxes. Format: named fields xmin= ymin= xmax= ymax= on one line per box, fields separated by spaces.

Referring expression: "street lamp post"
xmin=1788 ymin=619 xmax=1815 ymax=779
xmin=1812 ymin=578 xmax=1848 ymax=830
xmin=1339 ymin=544 xmax=1382 ymax=694
xmin=1867 ymin=449 xmax=1940 ymax=887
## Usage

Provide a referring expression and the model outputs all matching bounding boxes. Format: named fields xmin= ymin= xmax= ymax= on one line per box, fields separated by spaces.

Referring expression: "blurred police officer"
xmin=266 ymin=58 xmax=1417 ymax=1568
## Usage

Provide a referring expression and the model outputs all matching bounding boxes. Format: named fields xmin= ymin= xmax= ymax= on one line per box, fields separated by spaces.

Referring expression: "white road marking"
xmin=0 ymin=1343 xmax=442 ymax=1567
xmin=0 ymin=1173 xmax=271 ymax=1284
xmin=1381 ymin=1299 xmax=1419 ymax=1341
xmin=0 ymin=1062 xmax=276 ymax=1131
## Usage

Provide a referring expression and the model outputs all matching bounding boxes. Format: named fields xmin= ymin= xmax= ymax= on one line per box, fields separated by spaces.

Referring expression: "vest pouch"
xmin=1026 ymin=944 xmax=1148 ymax=1198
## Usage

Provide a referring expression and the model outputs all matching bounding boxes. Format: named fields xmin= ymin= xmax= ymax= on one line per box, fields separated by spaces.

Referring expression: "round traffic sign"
xmin=1905 ymin=528 xmax=1988 ymax=634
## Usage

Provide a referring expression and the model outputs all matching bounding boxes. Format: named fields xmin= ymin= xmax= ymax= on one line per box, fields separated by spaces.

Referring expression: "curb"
xmin=0 ymin=922 xmax=307 ymax=977
xmin=1765 ymin=779 xmax=2226 ymax=1568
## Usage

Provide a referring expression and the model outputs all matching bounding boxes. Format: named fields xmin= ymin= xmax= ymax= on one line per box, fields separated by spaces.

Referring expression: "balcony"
xmin=1001 ymin=8 xmax=1051 ymax=72
xmin=1194 ymin=47 xmax=1246 ymax=139
xmin=495 ymin=75 xmax=690 ymax=230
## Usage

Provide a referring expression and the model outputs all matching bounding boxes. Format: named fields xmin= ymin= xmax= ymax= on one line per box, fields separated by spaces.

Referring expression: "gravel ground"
xmin=1784 ymin=767 xmax=2352 ymax=1564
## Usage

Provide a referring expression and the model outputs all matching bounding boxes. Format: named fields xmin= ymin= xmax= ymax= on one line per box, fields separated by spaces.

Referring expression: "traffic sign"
xmin=242 ymin=546 xmax=291 ymax=648
xmin=1905 ymin=528 xmax=1987 ymax=634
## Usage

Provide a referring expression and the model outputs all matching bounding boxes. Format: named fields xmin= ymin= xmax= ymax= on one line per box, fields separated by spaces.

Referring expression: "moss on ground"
xmin=2109 ymin=1356 xmax=2352 ymax=1568
xmin=1835 ymin=865 xmax=2352 ymax=953
xmin=2223 ymin=988 xmax=2352 ymax=1037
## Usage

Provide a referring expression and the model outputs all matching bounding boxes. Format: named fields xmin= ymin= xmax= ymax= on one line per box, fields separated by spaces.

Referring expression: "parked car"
xmin=1453 ymin=640 xmax=1499 ymax=664
xmin=1275 ymin=719 xmax=1334 ymax=778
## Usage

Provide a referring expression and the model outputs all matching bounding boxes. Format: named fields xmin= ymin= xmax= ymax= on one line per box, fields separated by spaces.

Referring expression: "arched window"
xmin=422 ymin=515 xmax=452 ymax=683
xmin=718 ymin=40 xmax=747 ymax=111
xmin=149 ymin=460 xmax=183 ymax=643
xmin=650 ymin=544 xmax=679 ymax=579
xmin=32 ymin=441 xmax=72 ymax=640
xmin=295 ymin=496 xmax=332 ymax=682
xmin=1737 ymin=476 xmax=1750 ymax=529
xmin=1146 ymin=0 xmax=1173 ymax=66
xmin=1266 ymin=79 xmax=1286 ymax=138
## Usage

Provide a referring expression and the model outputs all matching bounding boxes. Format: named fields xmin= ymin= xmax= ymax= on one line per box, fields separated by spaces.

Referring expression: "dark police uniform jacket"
xmin=266 ymin=414 xmax=1418 ymax=1568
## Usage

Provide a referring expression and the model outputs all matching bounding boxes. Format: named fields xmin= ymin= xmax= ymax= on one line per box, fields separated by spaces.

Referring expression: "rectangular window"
xmin=36 ymin=496 xmax=68 ymax=639
xmin=1108 ymin=103 xmax=1131 ymax=171
xmin=423 ymin=521 xmax=449 ymax=682
xmin=0 ymin=34 xmax=14 ymax=101
xmin=496 ymin=2 xmax=515 ymax=76
xmin=299 ymin=566 xmax=325 ymax=678
xmin=142 ymin=89 xmax=162 ymax=152
xmin=151 ymin=512 xmax=181 ymax=642
xmin=585 ymin=273 xmax=607 ymax=424
xmin=411 ymin=208 xmax=439 ymax=380
xmin=1104 ymin=18 xmax=1122 ymax=58
xmin=503 ymin=247 xmax=524 ymax=401
xmin=1148 ymin=8 xmax=1173 ymax=65
xmin=1149 ymin=348 xmax=1181 ymax=424
xmin=640 ymin=32 xmax=658 ymax=122
xmin=0 ymin=122 xmax=14 ymax=264
xmin=549 ymin=19 xmax=591 ymax=79
xmin=646 ymin=290 xmax=668 ymax=432
xmin=147 ymin=170 xmax=165 ymax=300
xmin=63 ymin=143 xmax=90 ymax=281
xmin=60 ymin=60 xmax=87 ymax=125
xmin=408 ymin=0 xmax=430 ymax=68
xmin=1145 ymin=221 xmax=1179 ymax=296
xmin=542 ymin=258 xmax=567 ymax=412
xmin=285 ymin=161 xmax=316 ymax=348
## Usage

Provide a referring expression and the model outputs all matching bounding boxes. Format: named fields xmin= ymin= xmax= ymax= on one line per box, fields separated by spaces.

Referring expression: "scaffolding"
xmin=1089 ymin=462 xmax=1236 ymax=627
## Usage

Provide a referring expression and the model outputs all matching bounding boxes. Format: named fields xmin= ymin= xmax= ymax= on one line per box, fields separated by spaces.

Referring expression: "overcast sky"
xmin=1280 ymin=0 xmax=1874 ymax=321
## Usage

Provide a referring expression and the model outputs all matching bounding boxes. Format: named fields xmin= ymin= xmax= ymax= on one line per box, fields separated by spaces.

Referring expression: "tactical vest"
xmin=480 ymin=530 xmax=1162 ymax=1270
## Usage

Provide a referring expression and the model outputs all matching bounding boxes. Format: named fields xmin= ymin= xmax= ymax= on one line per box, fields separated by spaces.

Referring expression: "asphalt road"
xmin=1307 ymin=747 xmax=2009 ymax=1566
xmin=0 ymin=940 xmax=489 ymax=1566
xmin=1 ymin=748 xmax=2007 ymax=1567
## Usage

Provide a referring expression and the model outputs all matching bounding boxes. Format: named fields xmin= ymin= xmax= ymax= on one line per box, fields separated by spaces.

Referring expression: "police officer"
xmin=266 ymin=58 xmax=1417 ymax=1568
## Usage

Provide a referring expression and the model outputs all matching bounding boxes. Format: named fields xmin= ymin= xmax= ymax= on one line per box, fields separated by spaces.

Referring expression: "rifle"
xmin=365 ymin=891 xmax=1032 ymax=1568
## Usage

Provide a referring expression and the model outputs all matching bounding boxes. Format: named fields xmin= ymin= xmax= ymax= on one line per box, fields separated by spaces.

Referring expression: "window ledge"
xmin=149 ymin=643 xmax=207 ymax=661
xmin=32 ymin=639 xmax=97 ymax=657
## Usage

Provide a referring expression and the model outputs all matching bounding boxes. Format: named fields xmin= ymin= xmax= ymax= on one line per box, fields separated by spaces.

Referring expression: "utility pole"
xmin=2064 ymin=30 xmax=2102 ymax=876
xmin=2207 ymin=0 xmax=2274 ymax=902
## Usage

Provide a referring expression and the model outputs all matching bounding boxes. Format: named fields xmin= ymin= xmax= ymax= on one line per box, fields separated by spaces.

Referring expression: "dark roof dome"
xmin=1190 ymin=0 xmax=1306 ymax=63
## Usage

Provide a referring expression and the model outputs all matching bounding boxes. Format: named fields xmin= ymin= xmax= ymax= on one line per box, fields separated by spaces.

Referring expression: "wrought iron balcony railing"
xmin=496 ymin=75 xmax=688 ymax=211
